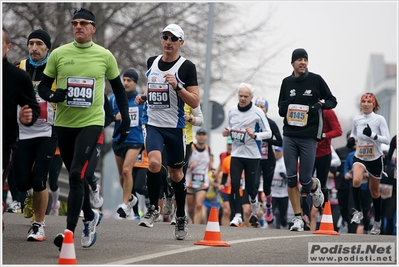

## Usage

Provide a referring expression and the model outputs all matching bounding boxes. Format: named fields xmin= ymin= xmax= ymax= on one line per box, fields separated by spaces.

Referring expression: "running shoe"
xmin=23 ymin=195 xmax=34 ymax=218
xmin=350 ymin=209 xmax=363 ymax=224
xmin=92 ymin=184 xmax=104 ymax=208
xmin=369 ymin=221 xmax=381 ymax=235
xmin=250 ymin=198 xmax=260 ymax=215
xmin=117 ymin=203 xmax=132 ymax=218
xmin=27 ymin=222 xmax=45 ymax=241
xmin=117 ymin=194 xmax=138 ymax=218
xmin=265 ymin=205 xmax=274 ymax=223
xmin=54 ymin=233 xmax=64 ymax=251
xmin=249 ymin=213 xmax=259 ymax=227
xmin=7 ymin=200 xmax=21 ymax=214
xmin=174 ymin=216 xmax=188 ymax=240
xmin=310 ymin=178 xmax=324 ymax=208
xmin=49 ymin=200 xmax=60 ymax=216
xmin=170 ymin=216 xmax=176 ymax=225
xmin=162 ymin=196 xmax=174 ymax=216
xmin=230 ymin=214 xmax=243 ymax=227
xmin=81 ymin=209 xmax=102 ymax=248
xmin=139 ymin=205 xmax=160 ymax=228
xmin=132 ymin=214 xmax=141 ymax=221
xmin=290 ymin=216 xmax=304 ymax=232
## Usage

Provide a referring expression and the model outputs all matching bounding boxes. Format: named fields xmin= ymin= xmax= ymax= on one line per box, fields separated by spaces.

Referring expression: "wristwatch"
xmin=188 ymin=116 xmax=193 ymax=123
xmin=175 ymin=82 xmax=184 ymax=91
xmin=253 ymin=133 xmax=257 ymax=140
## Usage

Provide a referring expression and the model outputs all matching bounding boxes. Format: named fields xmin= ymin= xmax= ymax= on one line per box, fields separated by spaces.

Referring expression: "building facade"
xmin=365 ymin=54 xmax=397 ymax=139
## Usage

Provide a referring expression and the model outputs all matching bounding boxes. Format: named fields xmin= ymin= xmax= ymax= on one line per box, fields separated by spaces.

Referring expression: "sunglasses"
xmin=71 ymin=20 xmax=94 ymax=26
xmin=162 ymin=34 xmax=180 ymax=42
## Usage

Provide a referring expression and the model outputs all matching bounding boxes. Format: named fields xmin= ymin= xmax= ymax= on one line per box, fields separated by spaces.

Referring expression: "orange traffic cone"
xmin=194 ymin=207 xmax=230 ymax=247
xmin=313 ymin=201 xmax=339 ymax=235
xmin=58 ymin=229 xmax=77 ymax=264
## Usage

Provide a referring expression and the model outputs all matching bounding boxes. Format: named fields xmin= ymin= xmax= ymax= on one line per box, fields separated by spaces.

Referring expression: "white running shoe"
xmin=174 ymin=216 xmax=188 ymax=240
xmin=139 ymin=205 xmax=160 ymax=228
xmin=310 ymin=178 xmax=324 ymax=208
xmin=170 ymin=216 xmax=176 ymax=225
xmin=230 ymin=214 xmax=243 ymax=227
xmin=117 ymin=203 xmax=131 ymax=218
xmin=117 ymin=194 xmax=137 ymax=218
xmin=7 ymin=200 xmax=21 ymax=214
xmin=369 ymin=221 xmax=381 ymax=235
xmin=81 ymin=209 xmax=102 ymax=248
xmin=27 ymin=223 xmax=45 ymax=241
xmin=351 ymin=209 xmax=363 ymax=224
xmin=162 ymin=196 xmax=174 ymax=216
xmin=92 ymin=184 xmax=104 ymax=209
xmin=290 ymin=216 xmax=304 ymax=232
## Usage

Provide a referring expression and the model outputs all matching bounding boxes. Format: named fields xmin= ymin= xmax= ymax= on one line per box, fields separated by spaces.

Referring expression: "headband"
xmin=360 ymin=93 xmax=376 ymax=108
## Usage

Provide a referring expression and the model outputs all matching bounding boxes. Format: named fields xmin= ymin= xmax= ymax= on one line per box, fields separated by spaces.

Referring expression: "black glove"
xmin=311 ymin=102 xmax=322 ymax=111
xmin=346 ymin=137 xmax=356 ymax=149
xmin=49 ymin=88 xmax=67 ymax=103
xmin=113 ymin=119 xmax=130 ymax=145
xmin=363 ymin=124 xmax=372 ymax=137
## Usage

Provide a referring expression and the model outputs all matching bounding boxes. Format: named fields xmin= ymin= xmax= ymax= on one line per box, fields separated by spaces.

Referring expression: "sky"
xmin=208 ymin=1 xmax=398 ymax=164
xmin=232 ymin=1 xmax=397 ymax=119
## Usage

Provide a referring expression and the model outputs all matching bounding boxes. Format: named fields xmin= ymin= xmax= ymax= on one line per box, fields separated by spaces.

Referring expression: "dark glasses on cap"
xmin=162 ymin=34 xmax=180 ymax=42
xmin=71 ymin=20 xmax=94 ymax=26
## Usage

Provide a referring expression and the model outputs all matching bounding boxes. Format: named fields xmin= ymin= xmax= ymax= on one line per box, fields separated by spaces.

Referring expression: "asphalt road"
xmin=2 ymin=212 xmax=397 ymax=265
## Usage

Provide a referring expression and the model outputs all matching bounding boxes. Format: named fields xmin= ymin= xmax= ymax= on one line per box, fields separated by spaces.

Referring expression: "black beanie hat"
xmin=291 ymin=48 xmax=308 ymax=63
xmin=27 ymin=29 xmax=51 ymax=49
xmin=123 ymin=69 xmax=139 ymax=83
xmin=72 ymin=7 xmax=96 ymax=25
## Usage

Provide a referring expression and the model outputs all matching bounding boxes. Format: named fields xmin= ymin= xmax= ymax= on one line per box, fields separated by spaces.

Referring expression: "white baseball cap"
xmin=162 ymin=23 xmax=184 ymax=40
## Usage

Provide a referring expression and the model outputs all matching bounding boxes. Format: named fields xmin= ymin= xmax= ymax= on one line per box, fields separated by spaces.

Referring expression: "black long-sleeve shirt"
xmin=278 ymin=70 xmax=337 ymax=140
xmin=3 ymin=57 xmax=40 ymax=149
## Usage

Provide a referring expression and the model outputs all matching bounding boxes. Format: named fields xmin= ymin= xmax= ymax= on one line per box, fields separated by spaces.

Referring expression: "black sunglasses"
xmin=162 ymin=34 xmax=180 ymax=42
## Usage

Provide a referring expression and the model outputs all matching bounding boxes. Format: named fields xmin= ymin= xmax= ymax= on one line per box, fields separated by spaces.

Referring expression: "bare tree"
xmin=3 ymin=2 xmax=282 ymax=96
xmin=3 ymin=2 xmax=285 ymax=168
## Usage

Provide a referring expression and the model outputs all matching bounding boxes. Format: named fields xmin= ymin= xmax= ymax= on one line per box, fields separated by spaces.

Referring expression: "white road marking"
xmin=105 ymin=234 xmax=318 ymax=265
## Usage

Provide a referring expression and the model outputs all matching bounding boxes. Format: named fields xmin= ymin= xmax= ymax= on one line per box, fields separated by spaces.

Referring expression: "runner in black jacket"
xmin=2 ymin=27 xmax=40 ymax=231
xmin=278 ymin=48 xmax=337 ymax=232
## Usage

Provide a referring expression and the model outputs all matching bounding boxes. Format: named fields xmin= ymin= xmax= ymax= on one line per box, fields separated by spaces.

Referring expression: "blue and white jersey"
xmin=143 ymin=55 xmax=186 ymax=128
xmin=110 ymin=92 xmax=144 ymax=144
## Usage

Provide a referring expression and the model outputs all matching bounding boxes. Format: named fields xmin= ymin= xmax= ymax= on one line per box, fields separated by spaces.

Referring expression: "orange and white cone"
xmin=58 ymin=229 xmax=77 ymax=264
xmin=194 ymin=207 xmax=230 ymax=247
xmin=313 ymin=201 xmax=339 ymax=235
